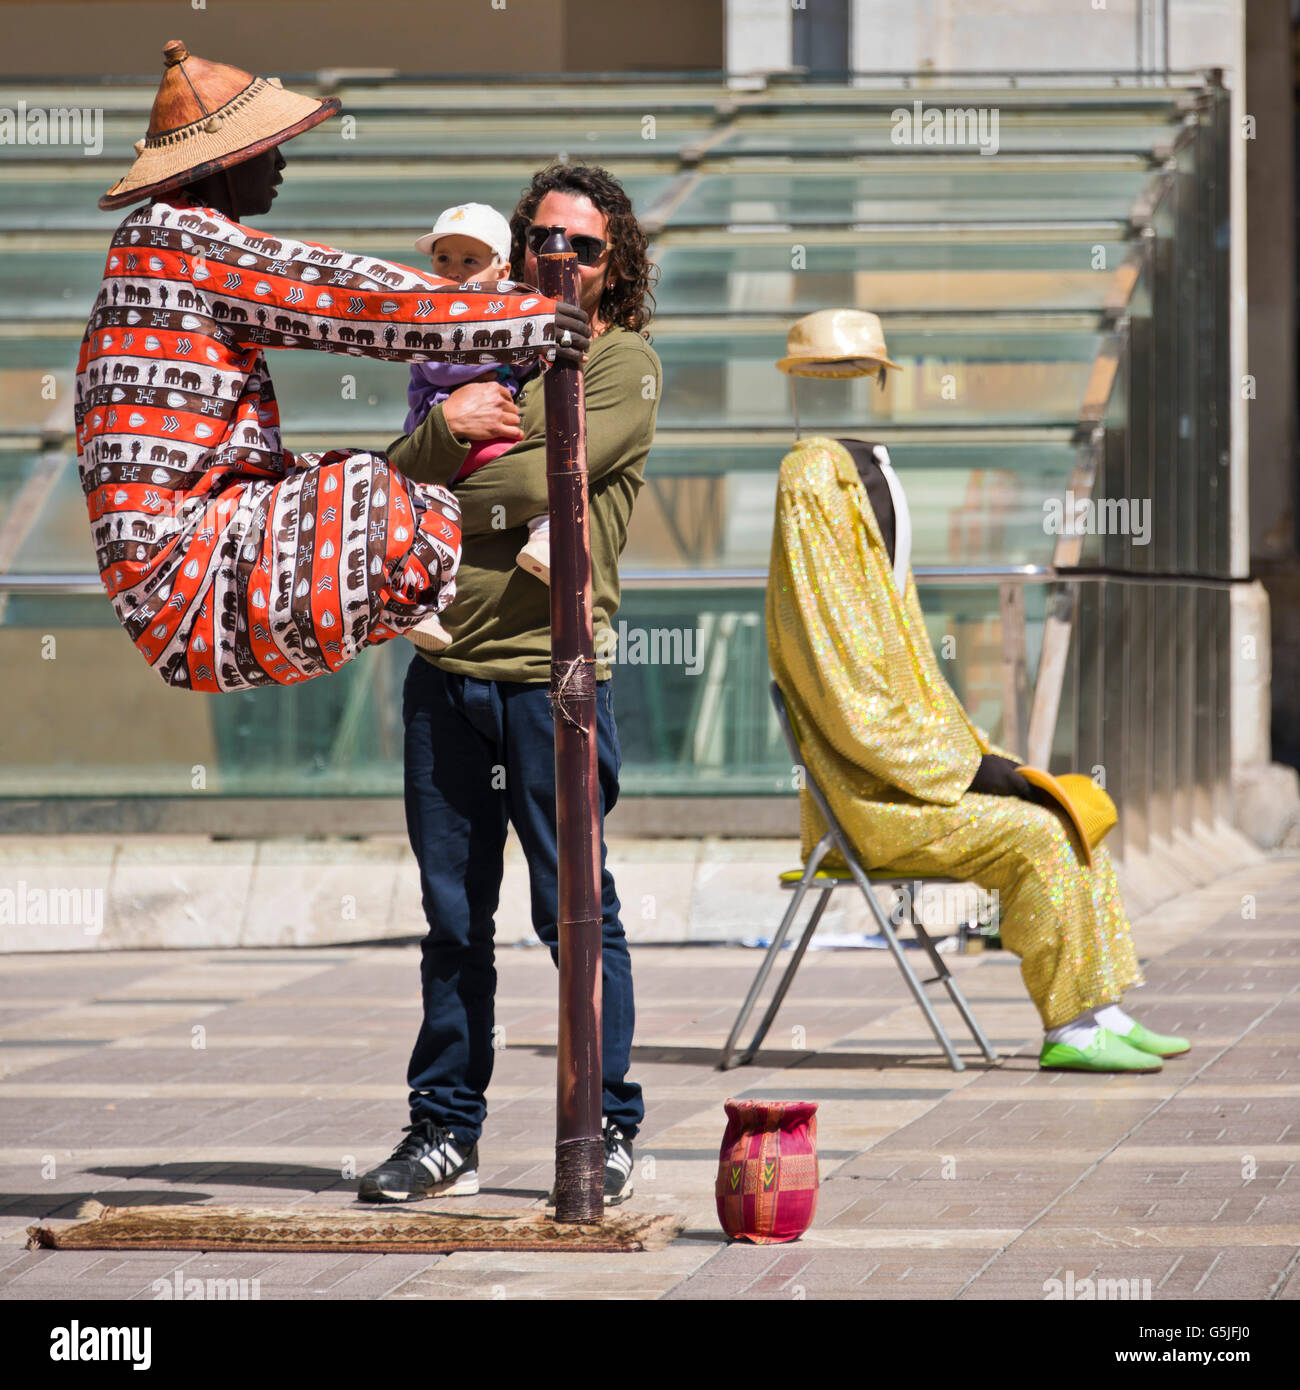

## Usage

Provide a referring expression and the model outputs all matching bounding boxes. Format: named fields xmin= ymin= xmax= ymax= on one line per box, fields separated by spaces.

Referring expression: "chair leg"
xmin=904 ymin=881 xmax=1000 ymax=1064
xmin=733 ymin=888 xmax=834 ymax=1068
xmin=719 ymin=837 xmax=833 ymax=1071
xmin=852 ymin=875 xmax=966 ymax=1072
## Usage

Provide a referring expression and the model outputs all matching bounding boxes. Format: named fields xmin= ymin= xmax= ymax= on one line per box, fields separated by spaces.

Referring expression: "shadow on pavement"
xmin=521 ymin=1042 xmax=997 ymax=1071
xmin=0 ymin=1189 xmax=212 ymax=1217
xmin=88 ymin=1162 xmax=348 ymax=1195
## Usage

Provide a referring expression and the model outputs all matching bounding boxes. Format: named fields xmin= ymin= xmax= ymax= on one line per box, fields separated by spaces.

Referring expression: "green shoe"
xmin=1119 ymin=1021 xmax=1191 ymax=1058
xmin=1039 ymin=1027 xmax=1163 ymax=1073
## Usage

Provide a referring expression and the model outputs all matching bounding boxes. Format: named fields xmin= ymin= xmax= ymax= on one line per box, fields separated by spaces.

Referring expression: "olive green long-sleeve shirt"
xmin=386 ymin=326 xmax=661 ymax=683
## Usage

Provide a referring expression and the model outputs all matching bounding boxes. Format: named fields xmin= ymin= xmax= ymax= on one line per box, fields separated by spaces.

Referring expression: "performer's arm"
xmin=187 ymin=225 xmax=576 ymax=365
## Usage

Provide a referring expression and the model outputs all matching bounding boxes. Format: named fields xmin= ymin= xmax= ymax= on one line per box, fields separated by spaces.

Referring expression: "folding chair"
xmin=718 ymin=682 xmax=1000 ymax=1073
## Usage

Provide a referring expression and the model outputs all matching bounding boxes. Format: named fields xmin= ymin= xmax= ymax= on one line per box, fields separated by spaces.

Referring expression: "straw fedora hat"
xmin=1017 ymin=767 xmax=1118 ymax=869
xmin=776 ymin=309 xmax=903 ymax=378
xmin=99 ymin=40 xmax=340 ymax=211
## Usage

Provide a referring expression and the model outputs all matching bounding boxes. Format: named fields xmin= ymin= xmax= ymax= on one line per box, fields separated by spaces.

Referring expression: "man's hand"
xmin=441 ymin=382 xmax=523 ymax=443
xmin=552 ymin=300 xmax=590 ymax=366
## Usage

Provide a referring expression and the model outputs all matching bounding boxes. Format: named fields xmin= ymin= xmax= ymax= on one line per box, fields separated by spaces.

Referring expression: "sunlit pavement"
xmin=2 ymin=856 xmax=1299 ymax=1301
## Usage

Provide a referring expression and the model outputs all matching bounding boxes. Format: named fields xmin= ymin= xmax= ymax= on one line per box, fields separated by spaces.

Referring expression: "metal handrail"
xmin=0 ymin=564 xmax=1246 ymax=596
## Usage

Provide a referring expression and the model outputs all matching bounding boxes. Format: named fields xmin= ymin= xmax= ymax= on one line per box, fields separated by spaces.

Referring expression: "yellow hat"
xmin=1017 ymin=767 xmax=1118 ymax=869
xmin=776 ymin=309 xmax=903 ymax=378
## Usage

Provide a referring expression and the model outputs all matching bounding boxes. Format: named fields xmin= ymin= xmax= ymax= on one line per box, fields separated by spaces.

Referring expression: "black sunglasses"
xmin=525 ymin=224 xmax=607 ymax=267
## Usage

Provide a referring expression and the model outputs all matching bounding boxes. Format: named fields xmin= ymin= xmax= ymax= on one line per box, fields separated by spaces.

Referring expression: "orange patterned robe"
xmin=74 ymin=195 xmax=558 ymax=692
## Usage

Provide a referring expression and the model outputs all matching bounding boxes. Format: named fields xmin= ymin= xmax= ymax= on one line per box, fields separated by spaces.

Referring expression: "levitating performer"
xmin=767 ymin=310 xmax=1189 ymax=1072
xmin=77 ymin=40 xmax=586 ymax=692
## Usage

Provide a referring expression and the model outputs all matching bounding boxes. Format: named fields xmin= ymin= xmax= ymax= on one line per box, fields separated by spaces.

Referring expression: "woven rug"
xmin=26 ymin=1200 xmax=683 ymax=1255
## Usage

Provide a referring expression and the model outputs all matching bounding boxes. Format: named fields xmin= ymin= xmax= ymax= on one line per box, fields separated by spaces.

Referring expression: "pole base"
xmin=552 ymin=1136 xmax=604 ymax=1223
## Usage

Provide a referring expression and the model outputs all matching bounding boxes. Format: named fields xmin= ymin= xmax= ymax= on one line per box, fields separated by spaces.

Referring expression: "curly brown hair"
xmin=509 ymin=163 xmax=657 ymax=338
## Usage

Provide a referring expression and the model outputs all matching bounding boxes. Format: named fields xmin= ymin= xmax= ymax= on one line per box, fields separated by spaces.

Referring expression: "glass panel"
xmin=0 ymin=581 xmax=1045 ymax=799
xmin=0 ymin=588 xmax=409 ymax=797
xmin=0 ymin=448 xmax=51 ymax=525
xmin=286 ymin=118 xmax=709 ymax=160
xmin=722 ymin=113 xmax=1183 ymax=156
xmin=0 ymin=73 xmax=1231 ymax=819
xmin=0 ymin=173 xmax=677 ymax=233
xmin=655 ymin=325 xmax=1100 ymax=428
xmin=0 ymin=252 xmax=106 ymax=320
xmin=557 ymin=582 xmax=1047 ymax=794
xmin=0 ymin=450 xmax=95 ymax=574
xmin=672 ymin=164 xmax=1152 ymax=225
xmin=652 ymin=238 xmax=1130 ymax=314
xmin=629 ymin=439 xmax=1079 ymax=570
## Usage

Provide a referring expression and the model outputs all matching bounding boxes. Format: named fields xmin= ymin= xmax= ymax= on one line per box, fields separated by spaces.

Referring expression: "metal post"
xmin=537 ymin=228 xmax=604 ymax=1223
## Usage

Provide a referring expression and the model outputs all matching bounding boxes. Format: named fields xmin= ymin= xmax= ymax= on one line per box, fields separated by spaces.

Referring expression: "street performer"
xmin=770 ymin=310 xmax=1191 ymax=1074
xmin=77 ymin=40 xmax=587 ymax=692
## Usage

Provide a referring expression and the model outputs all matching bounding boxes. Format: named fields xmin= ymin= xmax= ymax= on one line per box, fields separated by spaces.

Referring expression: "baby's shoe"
xmin=516 ymin=537 xmax=550 ymax=585
xmin=405 ymin=614 xmax=452 ymax=652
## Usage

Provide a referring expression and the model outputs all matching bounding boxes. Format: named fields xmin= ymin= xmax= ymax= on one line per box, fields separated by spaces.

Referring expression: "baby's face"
xmin=430 ymin=234 xmax=508 ymax=285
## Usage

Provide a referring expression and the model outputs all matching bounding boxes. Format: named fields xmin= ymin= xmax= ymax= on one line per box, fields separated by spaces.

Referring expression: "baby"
xmin=403 ymin=202 xmax=550 ymax=653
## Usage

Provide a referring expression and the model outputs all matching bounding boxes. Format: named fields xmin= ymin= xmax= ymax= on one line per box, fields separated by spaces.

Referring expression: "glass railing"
xmin=652 ymin=236 xmax=1132 ymax=314
xmin=2 ymin=235 xmax=1136 ymax=321
xmin=624 ymin=440 xmax=1079 ymax=570
xmin=0 ymin=71 xmax=1233 ymax=827
xmin=0 ymin=576 xmax=1046 ymax=799
xmin=670 ymin=162 xmax=1153 ymax=225
xmin=654 ymin=323 xmax=1101 ymax=428
xmin=0 ymin=172 xmax=680 ymax=233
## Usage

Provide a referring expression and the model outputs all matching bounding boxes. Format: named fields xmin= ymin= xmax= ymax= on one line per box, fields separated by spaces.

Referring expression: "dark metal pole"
xmin=537 ymin=228 xmax=603 ymax=1223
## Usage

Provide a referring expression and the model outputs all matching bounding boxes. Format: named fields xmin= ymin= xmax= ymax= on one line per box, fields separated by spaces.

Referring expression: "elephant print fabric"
xmin=74 ymin=196 xmax=557 ymax=692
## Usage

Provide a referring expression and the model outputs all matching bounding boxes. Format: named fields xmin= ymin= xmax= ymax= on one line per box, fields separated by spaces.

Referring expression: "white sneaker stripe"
xmin=418 ymin=1144 xmax=462 ymax=1179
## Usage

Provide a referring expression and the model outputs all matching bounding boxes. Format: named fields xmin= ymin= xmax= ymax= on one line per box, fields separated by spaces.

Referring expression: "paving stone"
xmin=1 ymin=859 xmax=1298 ymax=1299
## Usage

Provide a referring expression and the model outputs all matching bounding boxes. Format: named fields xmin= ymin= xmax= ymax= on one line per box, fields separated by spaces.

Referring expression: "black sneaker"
xmin=357 ymin=1119 xmax=479 ymax=1203
xmin=545 ymin=1120 xmax=635 ymax=1208
xmin=602 ymin=1120 xmax=634 ymax=1206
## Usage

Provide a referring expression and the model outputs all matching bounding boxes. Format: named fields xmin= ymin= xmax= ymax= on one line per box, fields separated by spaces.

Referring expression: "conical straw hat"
xmin=100 ymin=40 xmax=340 ymax=211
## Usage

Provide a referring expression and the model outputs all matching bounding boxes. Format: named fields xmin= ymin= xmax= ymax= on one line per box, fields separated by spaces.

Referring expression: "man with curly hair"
xmin=360 ymin=165 xmax=660 ymax=1207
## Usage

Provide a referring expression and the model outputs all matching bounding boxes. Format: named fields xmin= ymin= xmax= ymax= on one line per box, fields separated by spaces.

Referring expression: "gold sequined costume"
xmin=767 ymin=437 xmax=1142 ymax=1028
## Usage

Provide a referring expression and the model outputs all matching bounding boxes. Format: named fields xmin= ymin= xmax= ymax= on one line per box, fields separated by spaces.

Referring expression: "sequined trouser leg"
xmin=820 ymin=794 xmax=1143 ymax=1030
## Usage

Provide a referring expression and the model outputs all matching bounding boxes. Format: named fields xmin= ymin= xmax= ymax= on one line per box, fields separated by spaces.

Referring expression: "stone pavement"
xmin=1 ymin=854 xmax=1298 ymax=1301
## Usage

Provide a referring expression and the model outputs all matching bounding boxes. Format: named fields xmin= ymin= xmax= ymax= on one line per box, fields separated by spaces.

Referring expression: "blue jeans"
xmin=401 ymin=655 xmax=644 ymax=1147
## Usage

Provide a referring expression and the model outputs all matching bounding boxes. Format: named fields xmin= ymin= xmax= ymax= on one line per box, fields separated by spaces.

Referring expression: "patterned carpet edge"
xmin=26 ymin=1199 xmax=685 ymax=1254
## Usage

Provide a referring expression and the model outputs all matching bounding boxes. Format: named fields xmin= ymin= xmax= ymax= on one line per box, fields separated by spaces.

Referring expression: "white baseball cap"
xmin=414 ymin=202 xmax=512 ymax=263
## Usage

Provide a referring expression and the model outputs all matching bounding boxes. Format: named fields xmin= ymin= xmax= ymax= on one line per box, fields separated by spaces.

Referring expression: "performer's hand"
xmin=552 ymin=300 xmax=590 ymax=366
xmin=442 ymin=382 xmax=522 ymax=443
xmin=969 ymin=753 xmax=1034 ymax=800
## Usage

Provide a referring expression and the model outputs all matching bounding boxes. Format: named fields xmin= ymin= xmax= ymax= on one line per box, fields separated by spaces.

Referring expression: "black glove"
xmin=552 ymin=300 xmax=591 ymax=367
xmin=969 ymin=753 xmax=1034 ymax=800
